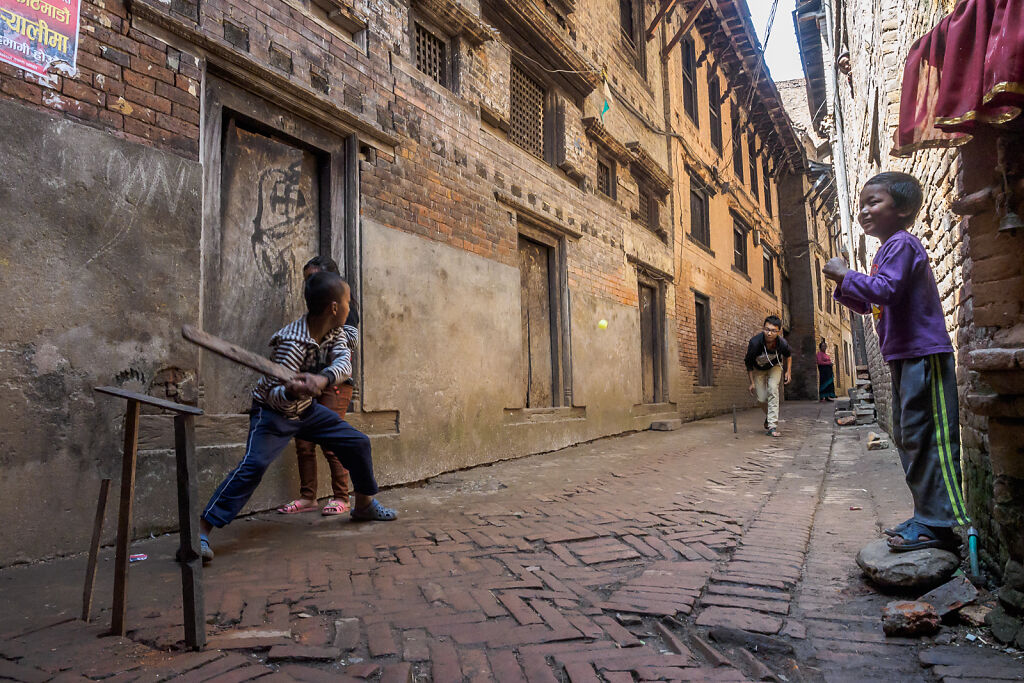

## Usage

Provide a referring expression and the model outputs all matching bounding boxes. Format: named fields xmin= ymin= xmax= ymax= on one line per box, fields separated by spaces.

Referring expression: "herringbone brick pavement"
xmin=2 ymin=404 xmax=1022 ymax=682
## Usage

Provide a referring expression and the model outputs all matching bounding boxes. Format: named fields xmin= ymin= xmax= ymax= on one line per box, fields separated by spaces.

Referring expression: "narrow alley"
xmin=1 ymin=404 xmax=1020 ymax=682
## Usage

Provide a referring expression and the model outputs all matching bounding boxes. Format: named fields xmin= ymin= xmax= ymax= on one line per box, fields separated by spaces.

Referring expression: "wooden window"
xmin=694 ymin=293 xmax=713 ymax=386
xmin=762 ymin=158 xmax=773 ymax=217
xmin=816 ymin=258 xmax=823 ymax=310
xmin=689 ymin=173 xmax=710 ymax=247
xmin=619 ymin=0 xmax=645 ymax=75
xmin=637 ymin=183 xmax=658 ymax=232
xmin=510 ymin=63 xmax=546 ymax=159
xmin=681 ymin=36 xmax=698 ymax=125
xmin=763 ymin=248 xmax=775 ymax=294
xmin=748 ymin=135 xmax=759 ymax=200
xmin=619 ymin=0 xmax=636 ymax=48
xmin=733 ymin=219 xmax=748 ymax=273
xmin=731 ymin=110 xmax=744 ymax=182
xmin=414 ymin=22 xmax=447 ymax=87
xmin=597 ymin=157 xmax=615 ymax=198
xmin=844 ymin=340 xmax=852 ymax=377
xmin=708 ymin=74 xmax=722 ymax=152
xmin=638 ymin=279 xmax=664 ymax=403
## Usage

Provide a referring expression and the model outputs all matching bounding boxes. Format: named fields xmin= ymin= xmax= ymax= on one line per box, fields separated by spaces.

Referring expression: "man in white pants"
xmin=744 ymin=315 xmax=792 ymax=437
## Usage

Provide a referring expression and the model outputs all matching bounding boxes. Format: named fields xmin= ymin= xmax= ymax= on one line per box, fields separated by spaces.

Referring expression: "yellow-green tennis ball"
xmin=598 ymin=319 xmax=608 ymax=329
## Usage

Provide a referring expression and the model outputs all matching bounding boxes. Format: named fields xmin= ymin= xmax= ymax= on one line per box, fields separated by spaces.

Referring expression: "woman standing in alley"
xmin=816 ymin=340 xmax=836 ymax=402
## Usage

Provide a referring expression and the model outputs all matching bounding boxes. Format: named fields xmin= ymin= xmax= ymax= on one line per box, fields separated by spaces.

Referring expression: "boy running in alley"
xmin=744 ymin=315 xmax=792 ymax=438
xmin=824 ymin=172 xmax=968 ymax=553
xmin=198 ymin=271 xmax=396 ymax=562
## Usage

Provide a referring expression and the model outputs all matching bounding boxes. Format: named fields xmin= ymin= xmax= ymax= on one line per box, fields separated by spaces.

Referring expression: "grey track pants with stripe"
xmin=889 ymin=352 xmax=970 ymax=528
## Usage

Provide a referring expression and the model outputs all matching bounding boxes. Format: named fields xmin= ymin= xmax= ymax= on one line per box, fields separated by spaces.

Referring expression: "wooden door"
xmin=203 ymin=118 xmax=321 ymax=413
xmin=639 ymin=284 xmax=657 ymax=403
xmin=519 ymin=237 xmax=555 ymax=407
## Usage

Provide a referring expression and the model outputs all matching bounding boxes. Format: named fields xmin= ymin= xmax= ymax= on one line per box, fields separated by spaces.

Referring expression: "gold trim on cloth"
xmin=982 ymin=80 xmax=1024 ymax=104
xmin=892 ymin=134 xmax=972 ymax=158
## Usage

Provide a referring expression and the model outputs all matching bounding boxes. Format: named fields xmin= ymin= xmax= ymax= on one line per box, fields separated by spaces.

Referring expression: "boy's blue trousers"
xmin=202 ymin=402 xmax=378 ymax=527
xmin=889 ymin=352 xmax=970 ymax=528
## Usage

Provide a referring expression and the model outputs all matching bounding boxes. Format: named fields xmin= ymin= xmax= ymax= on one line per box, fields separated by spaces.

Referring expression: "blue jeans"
xmin=202 ymin=402 xmax=378 ymax=527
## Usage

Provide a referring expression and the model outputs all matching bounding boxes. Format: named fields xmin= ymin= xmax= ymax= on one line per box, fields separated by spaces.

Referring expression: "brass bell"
xmin=998 ymin=209 xmax=1024 ymax=234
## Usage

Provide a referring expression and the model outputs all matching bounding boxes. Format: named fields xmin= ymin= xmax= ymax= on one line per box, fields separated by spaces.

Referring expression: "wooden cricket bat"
xmin=181 ymin=324 xmax=297 ymax=383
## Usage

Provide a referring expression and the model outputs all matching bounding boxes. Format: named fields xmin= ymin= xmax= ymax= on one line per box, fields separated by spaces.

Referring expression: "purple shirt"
xmin=834 ymin=230 xmax=952 ymax=362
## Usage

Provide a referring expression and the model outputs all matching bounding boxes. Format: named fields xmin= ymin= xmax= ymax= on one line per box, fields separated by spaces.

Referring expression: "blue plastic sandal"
xmin=350 ymin=499 xmax=398 ymax=522
xmin=887 ymin=521 xmax=958 ymax=554
xmin=884 ymin=517 xmax=914 ymax=537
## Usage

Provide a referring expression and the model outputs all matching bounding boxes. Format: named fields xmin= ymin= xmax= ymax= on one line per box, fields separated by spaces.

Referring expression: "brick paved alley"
xmin=2 ymin=403 xmax=1022 ymax=682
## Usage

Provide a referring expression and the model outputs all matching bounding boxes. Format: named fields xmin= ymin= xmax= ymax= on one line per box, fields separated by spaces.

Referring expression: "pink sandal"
xmin=277 ymin=499 xmax=318 ymax=514
xmin=321 ymin=498 xmax=350 ymax=516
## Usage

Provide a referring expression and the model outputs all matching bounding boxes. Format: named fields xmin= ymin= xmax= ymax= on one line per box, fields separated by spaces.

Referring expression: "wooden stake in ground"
xmin=82 ymin=478 xmax=111 ymax=622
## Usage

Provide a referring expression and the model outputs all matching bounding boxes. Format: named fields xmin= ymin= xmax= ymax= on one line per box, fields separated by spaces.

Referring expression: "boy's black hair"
xmin=304 ymin=271 xmax=348 ymax=315
xmin=303 ymin=255 xmax=340 ymax=275
xmin=764 ymin=315 xmax=783 ymax=329
xmin=864 ymin=172 xmax=924 ymax=227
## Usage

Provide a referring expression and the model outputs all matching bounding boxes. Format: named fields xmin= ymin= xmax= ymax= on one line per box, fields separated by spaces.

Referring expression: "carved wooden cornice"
xmin=128 ymin=0 xmax=400 ymax=149
xmin=482 ymin=0 xmax=600 ymax=98
xmin=494 ymin=190 xmax=582 ymax=239
xmin=413 ymin=0 xmax=495 ymax=46
xmin=625 ymin=142 xmax=671 ymax=196
xmin=582 ymin=117 xmax=632 ymax=164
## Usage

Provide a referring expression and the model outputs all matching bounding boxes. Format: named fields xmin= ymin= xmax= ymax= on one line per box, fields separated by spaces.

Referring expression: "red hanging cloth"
xmin=894 ymin=0 xmax=1024 ymax=157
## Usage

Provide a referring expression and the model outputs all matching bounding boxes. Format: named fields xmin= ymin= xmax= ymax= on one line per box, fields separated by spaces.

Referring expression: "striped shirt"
xmin=252 ymin=316 xmax=358 ymax=419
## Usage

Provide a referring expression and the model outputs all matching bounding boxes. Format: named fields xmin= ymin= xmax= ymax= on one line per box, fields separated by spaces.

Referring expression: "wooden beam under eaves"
xmin=646 ymin=0 xmax=681 ymax=40
xmin=662 ymin=0 xmax=709 ymax=60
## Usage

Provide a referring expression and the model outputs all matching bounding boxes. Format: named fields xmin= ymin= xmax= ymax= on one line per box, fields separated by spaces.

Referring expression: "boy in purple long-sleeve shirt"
xmin=824 ymin=172 xmax=968 ymax=554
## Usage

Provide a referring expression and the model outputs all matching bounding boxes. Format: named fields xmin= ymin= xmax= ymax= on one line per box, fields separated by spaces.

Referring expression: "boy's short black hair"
xmin=304 ymin=271 xmax=348 ymax=315
xmin=764 ymin=315 xmax=783 ymax=329
xmin=864 ymin=172 xmax=924 ymax=227
xmin=303 ymin=255 xmax=340 ymax=275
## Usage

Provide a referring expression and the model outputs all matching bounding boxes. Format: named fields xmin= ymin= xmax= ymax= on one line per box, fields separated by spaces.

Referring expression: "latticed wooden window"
xmin=597 ymin=158 xmax=614 ymax=198
xmin=414 ymin=23 xmax=446 ymax=87
xmin=510 ymin=64 xmax=546 ymax=158
xmin=637 ymin=185 xmax=657 ymax=231
xmin=638 ymin=189 xmax=650 ymax=229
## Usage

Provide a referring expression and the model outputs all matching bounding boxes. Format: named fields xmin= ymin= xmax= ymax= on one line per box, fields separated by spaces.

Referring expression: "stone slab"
xmin=856 ymin=539 xmax=959 ymax=589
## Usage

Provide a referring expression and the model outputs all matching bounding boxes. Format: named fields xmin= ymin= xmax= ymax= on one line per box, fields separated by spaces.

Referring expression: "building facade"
xmin=0 ymin=0 xmax=808 ymax=564
xmin=660 ymin=1 xmax=806 ymax=419
xmin=776 ymin=78 xmax=854 ymax=402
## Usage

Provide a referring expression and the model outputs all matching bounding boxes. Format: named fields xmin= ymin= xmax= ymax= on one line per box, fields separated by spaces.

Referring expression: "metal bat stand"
xmin=85 ymin=386 xmax=207 ymax=650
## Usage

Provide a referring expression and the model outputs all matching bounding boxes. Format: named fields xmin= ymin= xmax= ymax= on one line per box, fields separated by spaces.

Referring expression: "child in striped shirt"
xmin=198 ymin=271 xmax=396 ymax=563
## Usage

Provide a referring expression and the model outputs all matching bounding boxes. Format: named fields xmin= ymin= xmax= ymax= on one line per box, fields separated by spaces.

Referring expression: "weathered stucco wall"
xmin=0 ymin=100 xmax=202 ymax=563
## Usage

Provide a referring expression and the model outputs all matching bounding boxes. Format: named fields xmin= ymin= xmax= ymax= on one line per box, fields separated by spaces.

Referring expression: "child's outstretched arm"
xmin=837 ymin=241 xmax=916 ymax=308
xmin=823 ymin=257 xmax=871 ymax=315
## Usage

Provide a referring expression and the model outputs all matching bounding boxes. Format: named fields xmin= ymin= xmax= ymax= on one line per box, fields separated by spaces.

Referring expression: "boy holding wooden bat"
xmin=198 ymin=271 xmax=396 ymax=562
